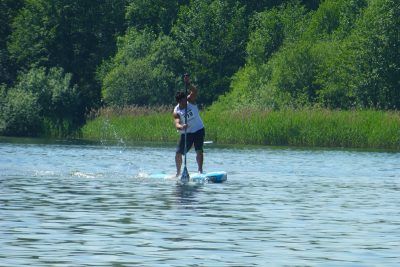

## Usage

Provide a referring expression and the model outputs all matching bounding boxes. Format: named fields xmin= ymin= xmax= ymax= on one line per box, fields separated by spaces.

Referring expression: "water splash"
xmin=100 ymin=118 xmax=127 ymax=151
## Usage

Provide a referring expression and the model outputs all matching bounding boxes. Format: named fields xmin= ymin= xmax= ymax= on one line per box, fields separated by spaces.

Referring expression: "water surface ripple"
xmin=1 ymin=140 xmax=399 ymax=266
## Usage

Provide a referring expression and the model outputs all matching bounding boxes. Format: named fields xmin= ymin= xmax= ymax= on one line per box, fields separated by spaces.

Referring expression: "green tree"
xmin=15 ymin=67 xmax=78 ymax=123
xmin=350 ymin=0 xmax=400 ymax=109
xmin=300 ymin=0 xmax=367 ymax=108
xmin=221 ymin=0 xmax=394 ymax=111
xmin=315 ymin=0 xmax=398 ymax=109
xmin=313 ymin=40 xmax=357 ymax=108
xmin=172 ymin=0 xmax=248 ymax=105
xmin=305 ymin=0 xmax=366 ymax=40
xmin=0 ymin=67 xmax=79 ymax=136
xmin=270 ymin=41 xmax=323 ymax=106
xmin=214 ymin=3 xmax=310 ymax=110
xmin=126 ymin=0 xmax=189 ymax=34
xmin=247 ymin=3 xmax=309 ymax=66
xmin=0 ymin=0 xmax=24 ymax=85
xmin=101 ymin=29 xmax=183 ymax=106
xmin=237 ymin=0 xmax=321 ymax=14
xmin=8 ymin=0 xmax=127 ymax=122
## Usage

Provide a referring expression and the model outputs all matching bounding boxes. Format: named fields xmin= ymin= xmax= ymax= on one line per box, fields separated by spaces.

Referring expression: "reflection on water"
xmin=174 ymin=183 xmax=202 ymax=205
xmin=0 ymin=138 xmax=400 ymax=266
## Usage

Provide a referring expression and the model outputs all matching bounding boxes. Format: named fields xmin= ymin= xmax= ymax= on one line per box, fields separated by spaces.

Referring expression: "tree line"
xmin=0 ymin=0 xmax=398 ymax=137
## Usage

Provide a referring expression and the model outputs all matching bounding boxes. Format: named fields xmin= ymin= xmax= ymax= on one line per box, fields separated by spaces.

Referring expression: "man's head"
xmin=175 ymin=91 xmax=186 ymax=103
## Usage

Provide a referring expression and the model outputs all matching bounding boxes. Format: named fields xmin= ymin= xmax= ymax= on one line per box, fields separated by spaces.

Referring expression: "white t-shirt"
xmin=174 ymin=103 xmax=204 ymax=134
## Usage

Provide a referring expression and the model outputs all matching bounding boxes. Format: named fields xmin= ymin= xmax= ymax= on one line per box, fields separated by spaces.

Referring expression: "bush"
xmin=14 ymin=67 xmax=79 ymax=128
xmin=0 ymin=88 xmax=42 ymax=136
xmin=0 ymin=67 xmax=79 ymax=137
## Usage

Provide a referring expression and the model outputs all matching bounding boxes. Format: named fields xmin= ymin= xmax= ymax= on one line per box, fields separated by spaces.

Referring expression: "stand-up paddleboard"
xmin=146 ymin=171 xmax=227 ymax=183
xmin=190 ymin=171 xmax=227 ymax=183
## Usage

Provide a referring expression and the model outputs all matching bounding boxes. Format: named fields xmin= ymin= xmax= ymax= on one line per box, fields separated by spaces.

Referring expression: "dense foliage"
xmin=0 ymin=0 xmax=399 ymax=137
xmin=0 ymin=67 xmax=78 ymax=136
xmin=213 ymin=0 xmax=399 ymax=111
xmin=99 ymin=29 xmax=182 ymax=106
xmin=0 ymin=0 xmax=24 ymax=86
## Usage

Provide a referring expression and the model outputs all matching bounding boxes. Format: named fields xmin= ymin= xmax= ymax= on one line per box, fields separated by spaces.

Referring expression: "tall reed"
xmin=82 ymin=106 xmax=400 ymax=150
xmin=82 ymin=106 xmax=176 ymax=142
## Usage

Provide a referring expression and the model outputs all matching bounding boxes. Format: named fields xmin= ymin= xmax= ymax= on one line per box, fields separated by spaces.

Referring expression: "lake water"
xmin=1 ymin=138 xmax=399 ymax=266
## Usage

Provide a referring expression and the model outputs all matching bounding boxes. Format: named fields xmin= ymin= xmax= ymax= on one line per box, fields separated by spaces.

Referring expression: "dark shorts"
xmin=176 ymin=128 xmax=205 ymax=155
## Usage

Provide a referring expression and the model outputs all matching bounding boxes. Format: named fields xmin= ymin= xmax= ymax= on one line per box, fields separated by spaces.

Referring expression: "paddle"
xmin=180 ymin=73 xmax=190 ymax=183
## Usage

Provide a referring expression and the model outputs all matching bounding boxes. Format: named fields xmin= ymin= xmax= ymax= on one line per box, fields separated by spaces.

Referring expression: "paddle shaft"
xmin=184 ymin=82 xmax=188 ymax=168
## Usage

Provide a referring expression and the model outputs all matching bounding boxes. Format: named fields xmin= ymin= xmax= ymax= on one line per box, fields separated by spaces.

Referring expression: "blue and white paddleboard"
xmin=146 ymin=171 xmax=227 ymax=183
xmin=190 ymin=171 xmax=227 ymax=183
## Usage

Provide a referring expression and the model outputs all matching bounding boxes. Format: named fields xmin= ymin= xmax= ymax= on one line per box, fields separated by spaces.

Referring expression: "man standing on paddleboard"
xmin=173 ymin=73 xmax=205 ymax=177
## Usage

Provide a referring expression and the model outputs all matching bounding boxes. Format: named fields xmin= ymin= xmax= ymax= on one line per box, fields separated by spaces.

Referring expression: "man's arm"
xmin=184 ymin=75 xmax=197 ymax=103
xmin=187 ymin=84 xmax=198 ymax=103
xmin=173 ymin=112 xmax=186 ymax=130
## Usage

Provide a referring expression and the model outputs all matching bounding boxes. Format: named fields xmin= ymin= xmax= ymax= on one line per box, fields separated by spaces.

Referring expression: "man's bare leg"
xmin=175 ymin=152 xmax=182 ymax=177
xmin=196 ymin=151 xmax=203 ymax=174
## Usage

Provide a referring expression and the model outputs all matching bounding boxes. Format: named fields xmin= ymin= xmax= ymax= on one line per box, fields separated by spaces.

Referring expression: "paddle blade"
xmin=180 ymin=167 xmax=190 ymax=183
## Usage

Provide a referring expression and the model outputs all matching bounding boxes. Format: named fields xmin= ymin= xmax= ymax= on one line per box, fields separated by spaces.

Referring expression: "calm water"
xmin=1 ymin=138 xmax=399 ymax=266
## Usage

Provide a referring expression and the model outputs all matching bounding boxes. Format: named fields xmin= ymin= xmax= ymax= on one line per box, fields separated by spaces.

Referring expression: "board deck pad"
xmin=147 ymin=171 xmax=227 ymax=183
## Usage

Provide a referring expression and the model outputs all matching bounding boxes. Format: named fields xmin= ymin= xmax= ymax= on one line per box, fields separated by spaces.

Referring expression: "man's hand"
xmin=180 ymin=123 xmax=188 ymax=130
xmin=184 ymin=73 xmax=190 ymax=85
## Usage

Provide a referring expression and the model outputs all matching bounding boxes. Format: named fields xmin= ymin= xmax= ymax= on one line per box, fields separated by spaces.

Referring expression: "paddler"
xmin=173 ymin=73 xmax=205 ymax=177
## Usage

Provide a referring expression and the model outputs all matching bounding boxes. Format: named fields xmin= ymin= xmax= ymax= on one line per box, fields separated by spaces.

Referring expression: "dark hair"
xmin=175 ymin=91 xmax=185 ymax=102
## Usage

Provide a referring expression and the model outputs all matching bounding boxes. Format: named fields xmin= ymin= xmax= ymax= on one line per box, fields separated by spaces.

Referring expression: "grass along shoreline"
xmin=81 ymin=107 xmax=400 ymax=150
